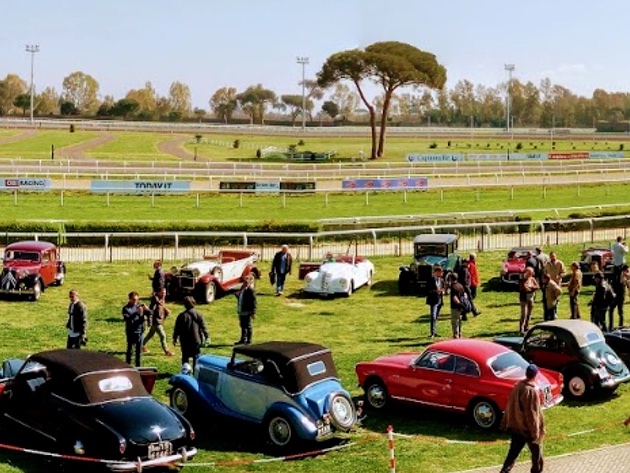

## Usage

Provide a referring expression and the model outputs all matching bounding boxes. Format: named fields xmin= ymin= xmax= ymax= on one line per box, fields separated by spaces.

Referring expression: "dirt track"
xmin=0 ymin=129 xmax=38 ymax=144
xmin=57 ymin=133 xmax=116 ymax=159
xmin=157 ymin=136 xmax=196 ymax=160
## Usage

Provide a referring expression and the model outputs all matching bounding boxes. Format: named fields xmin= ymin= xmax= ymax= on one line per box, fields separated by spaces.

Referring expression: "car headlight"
xmin=339 ymin=278 xmax=348 ymax=286
xmin=192 ymin=268 xmax=201 ymax=278
xmin=305 ymin=274 xmax=314 ymax=283
xmin=170 ymin=266 xmax=179 ymax=275
xmin=17 ymin=269 xmax=29 ymax=278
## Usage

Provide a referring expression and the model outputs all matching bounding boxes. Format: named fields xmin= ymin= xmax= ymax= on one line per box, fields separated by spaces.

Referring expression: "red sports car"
xmin=355 ymin=339 xmax=563 ymax=430
xmin=500 ymin=247 xmax=535 ymax=286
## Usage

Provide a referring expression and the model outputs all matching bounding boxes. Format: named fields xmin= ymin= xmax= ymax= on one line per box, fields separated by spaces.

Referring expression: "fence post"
xmin=539 ymin=221 xmax=546 ymax=246
xmin=60 ymin=190 xmax=64 ymax=207
xmin=13 ymin=189 xmax=17 ymax=206
xmin=325 ymin=193 xmax=329 ymax=207
xmin=104 ymin=234 xmax=109 ymax=261
xmin=372 ymin=230 xmax=377 ymax=256
xmin=589 ymin=218 xmax=594 ymax=243
xmin=308 ymin=235 xmax=313 ymax=260
xmin=365 ymin=191 xmax=369 ymax=206
xmin=174 ymin=233 xmax=179 ymax=261
xmin=387 ymin=425 xmax=396 ymax=473
xmin=243 ymin=233 xmax=248 ymax=249
xmin=196 ymin=193 xmax=200 ymax=208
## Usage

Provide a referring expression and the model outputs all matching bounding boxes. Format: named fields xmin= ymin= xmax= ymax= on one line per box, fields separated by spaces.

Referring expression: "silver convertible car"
xmin=300 ymin=256 xmax=375 ymax=297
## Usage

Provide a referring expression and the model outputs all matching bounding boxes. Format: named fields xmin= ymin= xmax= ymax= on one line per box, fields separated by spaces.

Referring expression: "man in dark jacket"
xmin=173 ymin=296 xmax=209 ymax=371
xmin=457 ymin=259 xmax=480 ymax=318
xmin=235 ymin=274 xmax=257 ymax=345
xmin=143 ymin=287 xmax=173 ymax=356
xmin=590 ymin=272 xmax=615 ymax=332
xmin=66 ymin=289 xmax=87 ymax=349
xmin=149 ymin=260 xmax=165 ymax=293
xmin=425 ymin=266 xmax=444 ymax=338
xmin=122 ymin=291 xmax=152 ymax=367
xmin=271 ymin=244 xmax=292 ymax=296
xmin=448 ymin=273 xmax=466 ymax=339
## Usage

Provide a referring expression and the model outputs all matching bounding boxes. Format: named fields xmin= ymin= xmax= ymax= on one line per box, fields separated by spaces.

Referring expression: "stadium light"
xmin=504 ymin=64 xmax=515 ymax=133
xmin=25 ymin=44 xmax=40 ymax=124
xmin=296 ymin=56 xmax=309 ymax=130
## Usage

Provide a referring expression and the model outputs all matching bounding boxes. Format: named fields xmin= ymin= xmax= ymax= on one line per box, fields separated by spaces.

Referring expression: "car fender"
xmin=562 ymin=362 xmax=598 ymax=383
xmin=264 ymin=402 xmax=318 ymax=441
xmin=242 ymin=264 xmax=260 ymax=279
xmin=399 ymin=266 xmax=410 ymax=272
xmin=197 ymin=274 xmax=215 ymax=285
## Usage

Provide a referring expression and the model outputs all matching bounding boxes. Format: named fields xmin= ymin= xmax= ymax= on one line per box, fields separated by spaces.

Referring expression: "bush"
xmin=428 ymin=142 xmax=437 ymax=149
xmin=297 ymin=139 xmax=305 ymax=146
xmin=195 ymin=134 xmax=202 ymax=143
xmin=287 ymin=144 xmax=297 ymax=153
xmin=515 ymin=142 xmax=523 ymax=150
xmin=256 ymin=148 xmax=262 ymax=158
xmin=620 ymin=144 xmax=625 ymax=151
xmin=233 ymin=139 xmax=240 ymax=149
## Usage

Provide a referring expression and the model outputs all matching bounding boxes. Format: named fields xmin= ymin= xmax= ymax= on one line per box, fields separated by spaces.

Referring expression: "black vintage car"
xmin=494 ymin=320 xmax=630 ymax=400
xmin=398 ymin=233 xmax=461 ymax=295
xmin=0 ymin=350 xmax=196 ymax=471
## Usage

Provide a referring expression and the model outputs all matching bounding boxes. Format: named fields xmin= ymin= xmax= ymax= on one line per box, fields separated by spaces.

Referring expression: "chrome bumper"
xmin=108 ymin=447 xmax=197 ymax=471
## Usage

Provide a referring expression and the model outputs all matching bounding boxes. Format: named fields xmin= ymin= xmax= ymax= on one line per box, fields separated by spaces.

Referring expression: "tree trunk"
xmin=354 ymin=80 xmax=378 ymax=159
xmin=377 ymin=90 xmax=393 ymax=158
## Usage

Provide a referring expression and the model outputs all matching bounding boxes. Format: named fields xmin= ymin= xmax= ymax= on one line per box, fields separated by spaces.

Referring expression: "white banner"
xmin=507 ymin=153 xmax=548 ymax=161
xmin=254 ymin=182 xmax=281 ymax=192
xmin=589 ymin=151 xmax=624 ymax=159
xmin=468 ymin=153 xmax=508 ymax=161
xmin=406 ymin=153 xmax=464 ymax=163
xmin=0 ymin=178 xmax=51 ymax=191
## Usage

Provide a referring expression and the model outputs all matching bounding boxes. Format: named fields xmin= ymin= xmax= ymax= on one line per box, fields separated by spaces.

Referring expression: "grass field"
xmin=2 ymin=183 xmax=630 ymax=224
xmin=0 ymin=246 xmax=628 ymax=473
xmin=0 ymin=129 xmax=629 ymax=162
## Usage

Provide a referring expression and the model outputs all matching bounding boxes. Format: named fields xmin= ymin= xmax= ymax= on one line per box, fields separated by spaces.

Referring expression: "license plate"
xmin=542 ymin=386 xmax=552 ymax=403
xmin=317 ymin=424 xmax=331 ymax=438
xmin=148 ymin=441 xmax=173 ymax=459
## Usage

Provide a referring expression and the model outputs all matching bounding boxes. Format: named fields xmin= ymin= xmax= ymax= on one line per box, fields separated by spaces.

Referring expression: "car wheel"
xmin=170 ymin=387 xmax=190 ymax=416
xmin=197 ymin=281 xmax=216 ymax=304
xmin=267 ymin=415 xmax=293 ymax=448
xmin=564 ymin=371 xmax=591 ymax=399
xmin=367 ymin=271 xmax=373 ymax=286
xmin=328 ymin=393 xmax=356 ymax=432
xmin=31 ymin=280 xmax=42 ymax=301
xmin=345 ymin=281 xmax=354 ymax=297
xmin=469 ymin=399 xmax=500 ymax=430
xmin=212 ymin=267 xmax=223 ymax=284
xmin=365 ymin=379 xmax=388 ymax=410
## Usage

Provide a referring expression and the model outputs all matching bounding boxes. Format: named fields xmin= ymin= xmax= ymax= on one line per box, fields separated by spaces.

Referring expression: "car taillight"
xmin=119 ymin=440 xmax=127 ymax=454
xmin=190 ymin=428 xmax=196 ymax=441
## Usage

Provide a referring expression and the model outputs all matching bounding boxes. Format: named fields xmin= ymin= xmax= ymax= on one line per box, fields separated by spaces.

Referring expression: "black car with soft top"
xmin=0 ymin=349 xmax=196 ymax=471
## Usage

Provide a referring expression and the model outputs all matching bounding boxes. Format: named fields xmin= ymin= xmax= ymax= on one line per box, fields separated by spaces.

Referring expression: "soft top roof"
xmin=413 ymin=234 xmax=458 ymax=244
xmin=5 ymin=240 xmax=57 ymax=252
xmin=30 ymin=349 xmax=133 ymax=378
xmin=535 ymin=320 xmax=604 ymax=347
xmin=234 ymin=341 xmax=329 ymax=365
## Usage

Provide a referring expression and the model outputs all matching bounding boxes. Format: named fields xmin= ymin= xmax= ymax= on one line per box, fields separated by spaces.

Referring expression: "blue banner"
xmin=589 ymin=151 xmax=624 ymax=159
xmin=342 ymin=177 xmax=428 ymax=190
xmin=90 ymin=180 xmax=191 ymax=193
xmin=0 ymin=178 xmax=51 ymax=191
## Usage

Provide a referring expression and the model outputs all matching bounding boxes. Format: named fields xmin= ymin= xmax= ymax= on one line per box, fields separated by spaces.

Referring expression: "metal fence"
xmin=2 ymin=214 xmax=628 ymax=263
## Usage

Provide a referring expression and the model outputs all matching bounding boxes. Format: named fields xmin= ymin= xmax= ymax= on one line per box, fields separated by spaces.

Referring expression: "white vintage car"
xmin=165 ymin=250 xmax=259 ymax=304
xmin=301 ymin=256 xmax=374 ymax=297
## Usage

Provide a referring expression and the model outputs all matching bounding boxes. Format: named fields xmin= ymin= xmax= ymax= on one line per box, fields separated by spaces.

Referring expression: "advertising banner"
xmin=468 ymin=153 xmax=508 ymax=161
xmin=0 ymin=178 xmax=51 ymax=191
xmin=548 ymin=152 xmax=589 ymax=160
xmin=342 ymin=177 xmax=429 ymax=190
xmin=507 ymin=153 xmax=548 ymax=161
xmin=219 ymin=181 xmax=315 ymax=193
xmin=90 ymin=180 xmax=191 ymax=193
xmin=254 ymin=182 xmax=280 ymax=192
xmin=589 ymin=151 xmax=625 ymax=159
xmin=406 ymin=153 xmax=463 ymax=163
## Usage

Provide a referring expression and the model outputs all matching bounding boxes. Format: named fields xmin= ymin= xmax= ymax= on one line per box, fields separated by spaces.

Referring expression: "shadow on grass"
xmin=369 ymin=280 xmax=403 ymax=297
xmin=481 ymin=277 xmax=519 ymax=293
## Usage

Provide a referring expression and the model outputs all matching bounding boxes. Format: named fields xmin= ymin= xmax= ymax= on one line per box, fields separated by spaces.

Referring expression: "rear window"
xmin=4 ymin=251 xmax=40 ymax=262
xmin=306 ymin=360 xmax=326 ymax=376
xmin=490 ymin=352 xmax=528 ymax=378
xmin=585 ymin=332 xmax=603 ymax=343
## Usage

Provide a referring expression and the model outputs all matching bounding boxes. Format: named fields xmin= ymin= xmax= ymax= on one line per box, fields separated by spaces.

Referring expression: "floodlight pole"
xmin=25 ymin=44 xmax=40 ymax=125
xmin=504 ymin=64 xmax=515 ymax=133
xmin=297 ymin=56 xmax=309 ymax=130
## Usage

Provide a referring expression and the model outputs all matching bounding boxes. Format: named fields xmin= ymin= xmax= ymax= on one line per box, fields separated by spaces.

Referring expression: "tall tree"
xmin=126 ymin=82 xmax=158 ymax=119
xmin=0 ymin=74 xmax=28 ymax=115
xmin=318 ymin=41 xmax=446 ymax=158
xmin=209 ymin=86 xmax=237 ymax=123
xmin=329 ymin=83 xmax=359 ymax=119
xmin=279 ymin=94 xmax=313 ymax=125
xmin=236 ymin=84 xmax=277 ymax=124
xmin=62 ymin=71 xmax=99 ymax=115
xmin=13 ymin=94 xmax=31 ymax=116
xmin=321 ymin=100 xmax=340 ymax=120
xmin=35 ymin=86 xmax=60 ymax=115
xmin=168 ymin=81 xmax=192 ymax=117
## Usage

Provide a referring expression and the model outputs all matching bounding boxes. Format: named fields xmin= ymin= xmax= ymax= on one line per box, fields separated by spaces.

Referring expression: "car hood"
xmin=367 ymin=353 xmax=418 ymax=367
xmin=3 ymin=262 xmax=40 ymax=273
xmin=181 ymin=260 xmax=217 ymax=274
xmin=88 ymin=397 xmax=185 ymax=444
xmin=413 ymin=255 xmax=446 ymax=266
xmin=309 ymin=263 xmax=352 ymax=278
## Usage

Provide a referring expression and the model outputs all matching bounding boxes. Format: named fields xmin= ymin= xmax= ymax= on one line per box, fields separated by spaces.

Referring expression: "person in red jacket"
xmin=469 ymin=253 xmax=480 ymax=300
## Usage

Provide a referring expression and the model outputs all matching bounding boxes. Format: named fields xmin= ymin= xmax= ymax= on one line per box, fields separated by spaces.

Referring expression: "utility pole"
xmin=504 ymin=64 xmax=515 ymax=132
xmin=26 ymin=45 xmax=40 ymax=125
xmin=296 ymin=56 xmax=309 ymax=130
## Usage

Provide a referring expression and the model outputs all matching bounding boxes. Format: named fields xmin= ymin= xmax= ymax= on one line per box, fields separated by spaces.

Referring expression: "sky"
xmin=2 ymin=0 xmax=630 ymax=109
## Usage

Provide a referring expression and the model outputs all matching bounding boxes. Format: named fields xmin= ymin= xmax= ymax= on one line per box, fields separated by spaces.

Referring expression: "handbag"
xmin=269 ymin=271 xmax=276 ymax=285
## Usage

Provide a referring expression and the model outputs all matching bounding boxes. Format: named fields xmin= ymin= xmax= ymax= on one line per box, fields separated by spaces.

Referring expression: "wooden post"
xmin=196 ymin=193 xmax=200 ymax=208
xmin=60 ymin=190 xmax=64 ymax=207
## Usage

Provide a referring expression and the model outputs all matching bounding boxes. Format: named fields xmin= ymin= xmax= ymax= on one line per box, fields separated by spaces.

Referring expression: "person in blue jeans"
xmin=425 ymin=266 xmax=445 ymax=337
xmin=271 ymin=244 xmax=293 ymax=296
xmin=122 ymin=291 xmax=151 ymax=367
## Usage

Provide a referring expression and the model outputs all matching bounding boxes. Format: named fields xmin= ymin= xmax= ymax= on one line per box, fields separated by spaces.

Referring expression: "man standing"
xmin=149 ymin=260 xmax=165 ymax=294
xmin=425 ymin=266 xmax=445 ymax=338
xmin=448 ymin=273 xmax=466 ymax=339
xmin=612 ymin=236 xmax=629 ymax=281
xmin=66 ymin=289 xmax=87 ymax=349
xmin=500 ymin=364 xmax=545 ymax=473
xmin=590 ymin=272 xmax=614 ymax=332
xmin=457 ymin=259 xmax=480 ymax=318
xmin=519 ymin=268 xmax=539 ymax=334
xmin=122 ymin=291 xmax=151 ymax=367
xmin=143 ymin=288 xmax=174 ymax=356
xmin=235 ymin=274 xmax=257 ymax=345
xmin=609 ymin=264 xmax=629 ymax=331
xmin=544 ymin=251 xmax=565 ymax=285
xmin=541 ymin=273 xmax=562 ymax=321
xmin=173 ymin=296 xmax=209 ymax=371
xmin=468 ymin=253 xmax=480 ymax=300
xmin=567 ymin=261 xmax=583 ymax=319
xmin=271 ymin=244 xmax=292 ymax=296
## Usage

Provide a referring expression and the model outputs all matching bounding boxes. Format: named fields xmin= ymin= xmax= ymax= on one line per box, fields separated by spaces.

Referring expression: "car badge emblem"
xmin=605 ymin=353 xmax=619 ymax=366
xmin=151 ymin=425 xmax=166 ymax=442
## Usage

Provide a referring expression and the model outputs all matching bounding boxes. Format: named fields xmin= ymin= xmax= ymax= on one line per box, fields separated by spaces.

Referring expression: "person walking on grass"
xmin=122 ymin=291 xmax=152 ymax=367
xmin=271 ymin=244 xmax=292 ymax=296
xmin=589 ymin=272 xmax=615 ymax=332
xmin=468 ymin=253 xmax=480 ymax=300
xmin=541 ymin=273 xmax=562 ymax=321
xmin=66 ymin=289 xmax=87 ymax=349
xmin=425 ymin=266 xmax=445 ymax=338
xmin=500 ymin=364 xmax=545 ymax=473
xmin=519 ymin=267 xmax=539 ymax=334
xmin=448 ymin=273 xmax=466 ymax=339
xmin=173 ymin=296 xmax=209 ymax=372
xmin=143 ymin=287 xmax=174 ymax=356
xmin=234 ymin=274 xmax=257 ymax=345
xmin=567 ymin=261 xmax=583 ymax=319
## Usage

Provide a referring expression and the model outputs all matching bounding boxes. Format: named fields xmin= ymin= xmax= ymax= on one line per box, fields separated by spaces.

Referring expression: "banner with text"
xmin=406 ymin=153 xmax=464 ymax=163
xmin=589 ymin=151 xmax=625 ymax=159
xmin=548 ymin=152 xmax=589 ymax=160
xmin=0 ymin=178 xmax=51 ymax=191
xmin=507 ymin=153 xmax=549 ymax=161
xmin=342 ymin=177 xmax=429 ymax=190
xmin=219 ymin=181 xmax=316 ymax=193
xmin=90 ymin=180 xmax=191 ymax=194
xmin=468 ymin=153 xmax=509 ymax=161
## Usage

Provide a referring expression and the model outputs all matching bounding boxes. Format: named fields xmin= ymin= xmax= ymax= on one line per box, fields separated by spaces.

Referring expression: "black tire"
xmin=468 ymin=399 xmax=501 ymax=430
xmin=328 ymin=393 xmax=356 ymax=432
xmin=345 ymin=281 xmax=354 ymax=297
xmin=196 ymin=281 xmax=216 ymax=304
xmin=30 ymin=280 xmax=42 ymax=301
xmin=398 ymin=272 xmax=411 ymax=296
xmin=266 ymin=415 xmax=293 ymax=448
xmin=563 ymin=370 xmax=592 ymax=399
xmin=364 ymin=379 xmax=389 ymax=410
xmin=170 ymin=387 xmax=190 ymax=416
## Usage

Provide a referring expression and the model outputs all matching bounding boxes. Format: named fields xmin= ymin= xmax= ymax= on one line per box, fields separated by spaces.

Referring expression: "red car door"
xmin=391 ymin=351 xmax=454 ymax=409
xmin=524 ymin=328 xmax=576 ymax=371
xmin=40 ymin=250 xmax=55 ymax=286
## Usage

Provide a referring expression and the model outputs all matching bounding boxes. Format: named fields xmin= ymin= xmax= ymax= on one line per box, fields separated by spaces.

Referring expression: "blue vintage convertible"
xmin=168 ymin=341 xmax=357 ymax=448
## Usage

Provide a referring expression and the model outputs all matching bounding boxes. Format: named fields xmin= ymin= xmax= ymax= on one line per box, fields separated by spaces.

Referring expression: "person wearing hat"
xmin=500 ymin=363 xmax=545 ymax=473
xmin=589 ymin=271 xmax=615 ymax=332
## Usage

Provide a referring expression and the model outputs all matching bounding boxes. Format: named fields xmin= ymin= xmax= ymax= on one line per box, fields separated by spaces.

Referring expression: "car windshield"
xmin=4 ymin=251 xmax=40 ymax=262
xmin=415 ymin=244 xmax=448 ymax=257
xmin=490 ymin=352 xmax=528 ymax=378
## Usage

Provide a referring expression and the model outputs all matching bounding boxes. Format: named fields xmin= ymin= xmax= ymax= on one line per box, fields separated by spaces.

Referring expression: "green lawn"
xmin=0 ymin=130 xmax=97 ymax=158
xmin=0 ymin=130 xmax=20 ymax=139
xmin=0 ymin=247 xmax=628 ymax=472
xmin=87 ymin=131 xmax=177 ymax=161
xmin=1 ymin=183 xmax=630 ymax=224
